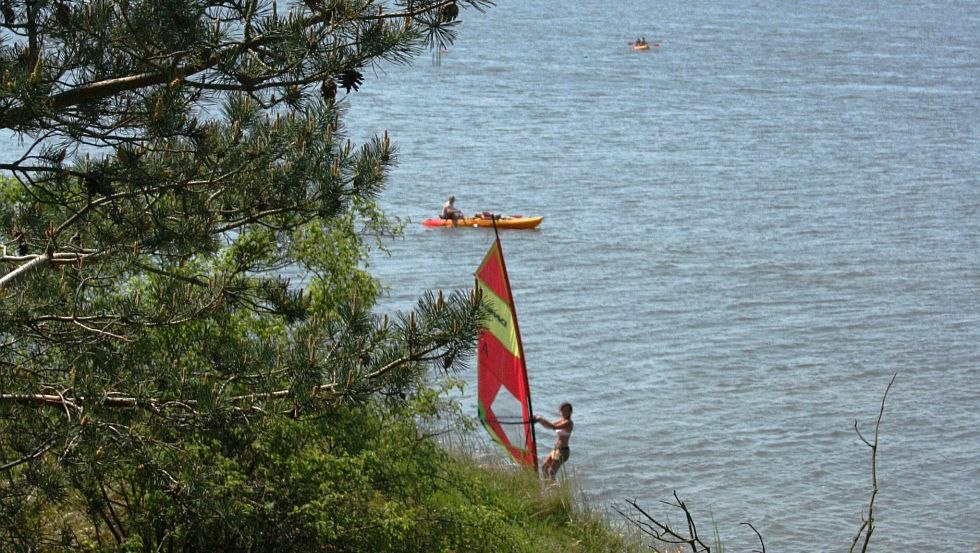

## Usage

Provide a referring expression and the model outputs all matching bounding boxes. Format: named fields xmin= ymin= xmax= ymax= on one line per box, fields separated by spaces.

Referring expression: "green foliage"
xmin=0 ymin=1 xmax=506 ymax=551
xmin=9 ymin=394 xmax=638 ymax=553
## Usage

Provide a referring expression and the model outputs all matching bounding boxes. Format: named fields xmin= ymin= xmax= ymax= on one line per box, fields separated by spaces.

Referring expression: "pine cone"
xmin=305 ymin=0 xmax=333 ymax=26
xmin=15 ymin=230 xmax=28 ymax=255
xmin=84 ymin=170 xmax=112 ymax=197
xmin=1 ymin=1 xmax=14 ymax=25
xmin=338 ymin=69 xmax=363 ymax=93
xmin=439 ymin=1 xmax=458 ymax=23
xmin=55 ymin=2 xmax=71 ymax=26
xmin=321 ymin=78 xmax=337 ymax=102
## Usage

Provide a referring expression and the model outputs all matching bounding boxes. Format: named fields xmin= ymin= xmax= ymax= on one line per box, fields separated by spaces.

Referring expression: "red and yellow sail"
xmin=476 ymin=237 xmax=538 ymax=470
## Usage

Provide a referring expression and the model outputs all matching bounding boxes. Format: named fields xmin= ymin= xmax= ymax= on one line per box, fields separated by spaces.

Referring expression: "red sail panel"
xmin=476 ymin=239 xmax=538 ymax=470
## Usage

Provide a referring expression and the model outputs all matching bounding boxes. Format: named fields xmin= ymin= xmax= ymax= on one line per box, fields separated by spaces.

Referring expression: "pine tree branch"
xmin=0 ymin=251 xmax=100 ymax=291
xmin=0 ymin=343 xmax=446 ymax=418
xmin=0 ymin=2 xmax=432 ymax=130
xmin=0 ymin=393 xmax=84 ymax=416
xmin=0 ymin=438 xmax=56 ymax=471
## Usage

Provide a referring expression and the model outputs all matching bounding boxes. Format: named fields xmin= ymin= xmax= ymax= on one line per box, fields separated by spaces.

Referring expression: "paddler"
xmin=534 ymin=402 xmax=573 ymax=481
xmin=440 ymin=195 xmax=464 ymax=225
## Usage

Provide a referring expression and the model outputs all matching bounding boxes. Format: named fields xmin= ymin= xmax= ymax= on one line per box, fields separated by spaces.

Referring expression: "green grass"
xmin=443 ymin=451 xmax=647 ymax=553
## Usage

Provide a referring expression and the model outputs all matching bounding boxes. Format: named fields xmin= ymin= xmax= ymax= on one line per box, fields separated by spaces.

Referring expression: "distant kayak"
xmin=629 ymin=41 xmax=659 ymax=51
xmin=421 ymin=215 xmax=544 ymax=230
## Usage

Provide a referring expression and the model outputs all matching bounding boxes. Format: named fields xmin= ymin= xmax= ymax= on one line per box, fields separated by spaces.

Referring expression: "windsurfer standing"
xmin=534 ymin=402 xmax=573 ymax=481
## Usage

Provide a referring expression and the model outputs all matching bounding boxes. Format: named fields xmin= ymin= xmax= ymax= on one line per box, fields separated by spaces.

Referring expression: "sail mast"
xmin=475 ymin=221 xmax=539 ymax=472
xmin=491 ymin=222 xmax=539 ymax=473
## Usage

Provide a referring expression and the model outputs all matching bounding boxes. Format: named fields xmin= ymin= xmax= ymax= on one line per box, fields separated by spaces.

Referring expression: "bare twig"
xmin=617 ymin=492 xmax=714 ymax=552
xmin=849 ymin=372 xmax=896 ymax=553
xmin=741 ymin=521 xmax=766 ymax=553
xmin=0 ymin=438 xmax=56 ymax=471
xmin=618 ymin=374 xmax=897 ymax=553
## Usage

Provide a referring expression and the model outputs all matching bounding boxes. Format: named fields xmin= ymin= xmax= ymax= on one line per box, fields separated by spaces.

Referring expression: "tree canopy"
xmin=0 ymin=1 xmax=495 ymax=550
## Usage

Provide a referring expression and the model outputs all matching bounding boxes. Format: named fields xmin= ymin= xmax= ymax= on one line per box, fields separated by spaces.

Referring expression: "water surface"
xmin=354 ymin=2 xmax=980 ymax=551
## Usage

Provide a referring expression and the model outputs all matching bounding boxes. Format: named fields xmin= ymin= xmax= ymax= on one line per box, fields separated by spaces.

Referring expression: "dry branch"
xmin=617 ymin=491 xmax=714 ymax=553
xmin=849 ymin=372 xmax=897 ymax=553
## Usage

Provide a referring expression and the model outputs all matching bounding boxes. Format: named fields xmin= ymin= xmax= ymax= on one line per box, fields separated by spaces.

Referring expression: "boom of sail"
xmin=475 ymin=236 xmax=538 ymax=471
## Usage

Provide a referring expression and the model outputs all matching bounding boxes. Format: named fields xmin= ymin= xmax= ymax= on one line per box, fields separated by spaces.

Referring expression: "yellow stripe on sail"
xmin=477 ymin=280 xmax=520 ymax=358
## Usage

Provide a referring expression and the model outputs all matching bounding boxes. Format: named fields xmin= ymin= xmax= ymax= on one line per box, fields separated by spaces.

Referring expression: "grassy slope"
xmin=445 ymin=453 xmax=645 ymax=553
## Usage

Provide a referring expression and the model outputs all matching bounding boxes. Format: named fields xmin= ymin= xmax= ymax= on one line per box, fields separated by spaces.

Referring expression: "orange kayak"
xmin=421 ymin=215 xmax=544 ymax=230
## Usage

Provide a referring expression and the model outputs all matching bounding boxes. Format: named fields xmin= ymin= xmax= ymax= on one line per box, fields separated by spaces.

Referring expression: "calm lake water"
xmin=343 ymin=1 xmax=979 ymax=551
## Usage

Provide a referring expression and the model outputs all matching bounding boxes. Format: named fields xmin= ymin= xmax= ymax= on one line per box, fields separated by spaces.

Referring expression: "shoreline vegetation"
xmin=438 ymin=446 xmax=649 ymax=553
xmin=5 ymin=376 xmax=892 ymax=553
xmin=14 ymin=396 xmax=647 ymax=552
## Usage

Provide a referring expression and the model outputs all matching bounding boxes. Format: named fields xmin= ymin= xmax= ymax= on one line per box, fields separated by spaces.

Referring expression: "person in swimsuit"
xmin=534 ymin=402 xmax=573 ymax=481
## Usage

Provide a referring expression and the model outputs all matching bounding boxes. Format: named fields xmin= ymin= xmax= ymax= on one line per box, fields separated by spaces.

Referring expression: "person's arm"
xmin=534 ymin=416 xmax=570 ymax=431
xmin=533 ymin=415 xmax=554 ymax=429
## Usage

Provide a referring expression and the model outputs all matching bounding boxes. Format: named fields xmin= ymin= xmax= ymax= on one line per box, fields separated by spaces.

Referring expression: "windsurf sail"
xmin=475 ymin=233 xmax=538 ymax=471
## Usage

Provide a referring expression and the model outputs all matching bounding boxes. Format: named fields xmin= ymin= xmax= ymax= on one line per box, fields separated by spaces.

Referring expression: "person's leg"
xmin=548 ymin=449 xmax=568 ymax=481
xmin=551 ymin=457 xmax=564 ymax=478
xmin=542 ymin=450 xmax=557 ymax=480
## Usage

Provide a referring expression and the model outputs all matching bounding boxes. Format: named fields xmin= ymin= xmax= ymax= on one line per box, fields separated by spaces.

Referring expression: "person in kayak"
xmin=534 ymin=402 xmax=573 ymax=481
xmin=440 ymin=195 xmax=464 ymax=224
